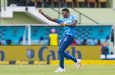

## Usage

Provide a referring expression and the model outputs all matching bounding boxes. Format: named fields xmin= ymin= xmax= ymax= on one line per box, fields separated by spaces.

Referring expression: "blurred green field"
xmin=0 ymin=64 xmax=115 ymax=75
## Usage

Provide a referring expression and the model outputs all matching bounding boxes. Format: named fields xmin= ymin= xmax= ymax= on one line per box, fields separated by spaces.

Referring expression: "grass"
xmin=0 ymin=64 xmax=115 ymax=75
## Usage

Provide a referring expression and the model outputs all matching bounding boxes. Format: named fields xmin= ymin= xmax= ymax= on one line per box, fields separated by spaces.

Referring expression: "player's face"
xmin=62 ymin=11 xmax=68 ymax=17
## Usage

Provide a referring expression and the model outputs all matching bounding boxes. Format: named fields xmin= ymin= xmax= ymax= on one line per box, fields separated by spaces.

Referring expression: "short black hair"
xmin=62 ymin=8 xmax=69 ymax=13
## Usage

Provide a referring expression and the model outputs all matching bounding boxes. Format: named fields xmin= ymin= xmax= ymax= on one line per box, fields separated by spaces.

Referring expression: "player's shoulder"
xmin=70 ymin=15 xmax=77 ymax=18
xmin=70 ymin=15 xmax=77 ymax=20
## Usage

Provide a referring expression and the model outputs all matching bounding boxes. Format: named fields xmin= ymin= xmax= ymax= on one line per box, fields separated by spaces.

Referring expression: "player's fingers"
xmin=60 ymin=22 xmax=66 ymax=26
xmin=60 ymin=23 xmax=63 ymax=26
xmin=60 ymin=23 xmax=65 ymax=26
xmin=39 ymin=9 xmax=42 ymax=13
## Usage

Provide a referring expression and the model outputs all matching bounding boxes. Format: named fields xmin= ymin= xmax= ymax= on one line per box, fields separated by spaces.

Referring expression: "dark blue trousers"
xmin=58 ymin=34 xmax=77 ymax=69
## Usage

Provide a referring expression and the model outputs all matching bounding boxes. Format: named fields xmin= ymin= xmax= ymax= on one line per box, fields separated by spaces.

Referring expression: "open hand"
xmin=39 ymin=9 xmax=43 ymax=14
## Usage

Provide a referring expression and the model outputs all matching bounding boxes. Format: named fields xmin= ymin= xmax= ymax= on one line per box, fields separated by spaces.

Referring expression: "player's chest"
xmin=62 ymin=17 xmax=72 ymax=22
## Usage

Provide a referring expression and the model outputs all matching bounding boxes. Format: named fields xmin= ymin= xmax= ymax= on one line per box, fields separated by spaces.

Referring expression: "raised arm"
xmin=39 ymin=9 xmax=57 ymax=23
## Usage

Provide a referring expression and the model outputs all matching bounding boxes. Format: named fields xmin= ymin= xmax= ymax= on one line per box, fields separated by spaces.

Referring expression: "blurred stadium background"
xmin=0 ymin=0 xmax=115 ymax=75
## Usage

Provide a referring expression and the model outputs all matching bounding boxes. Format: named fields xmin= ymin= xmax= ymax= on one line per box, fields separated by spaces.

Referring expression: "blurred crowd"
xmin=0 ymin=28 xmax=114 ymax=46
xmin=0 ymin=28 xmax=114 ymax=55
xmin=8 ymin=0 xmax=108 ymax=8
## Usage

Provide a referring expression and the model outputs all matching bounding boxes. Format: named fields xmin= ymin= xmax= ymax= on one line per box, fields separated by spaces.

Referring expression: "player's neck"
xmin=64 ymin=14 xmax=70 ymax=18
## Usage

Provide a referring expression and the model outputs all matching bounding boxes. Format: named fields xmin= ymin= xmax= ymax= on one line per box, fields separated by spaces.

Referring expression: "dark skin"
xmin=39 ymin=9 xmax=77 ymax=26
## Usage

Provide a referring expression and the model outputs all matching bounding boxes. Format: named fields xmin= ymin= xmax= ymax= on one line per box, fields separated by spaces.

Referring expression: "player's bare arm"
xmin=39 ymin=9 xmax=57 ymax=22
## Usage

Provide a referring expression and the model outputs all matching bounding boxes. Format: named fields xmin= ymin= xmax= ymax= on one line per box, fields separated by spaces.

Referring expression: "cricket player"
xmin=39 ymin=8 xmax=81 ymax=72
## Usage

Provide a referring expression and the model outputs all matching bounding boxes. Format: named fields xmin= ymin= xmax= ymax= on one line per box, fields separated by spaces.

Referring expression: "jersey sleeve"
xmin=56 ymin=19 xmax=63 ymax=24
xmin=72 ymin=15 xmax=77 ymax=21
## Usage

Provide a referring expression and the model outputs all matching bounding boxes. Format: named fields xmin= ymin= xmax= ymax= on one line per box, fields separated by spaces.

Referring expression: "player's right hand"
xmin=60 ymin=22 xmax=67 ymax=26
xmin=39 ymin=9 xmax=43 ymax=14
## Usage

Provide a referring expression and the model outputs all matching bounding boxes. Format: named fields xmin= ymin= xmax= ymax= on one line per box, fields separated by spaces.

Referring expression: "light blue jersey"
xmin=56 ymin=15 xmax=77 ymax=37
